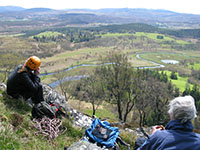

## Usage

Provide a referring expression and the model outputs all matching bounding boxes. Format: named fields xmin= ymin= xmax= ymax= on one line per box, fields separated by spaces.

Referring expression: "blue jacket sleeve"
xmin=137 ymin=139 xmax=150 ymax=150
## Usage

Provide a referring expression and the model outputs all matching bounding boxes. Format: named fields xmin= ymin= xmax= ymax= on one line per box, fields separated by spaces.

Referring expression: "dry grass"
xmin=68 ymin=99 xmax=104 ymax=112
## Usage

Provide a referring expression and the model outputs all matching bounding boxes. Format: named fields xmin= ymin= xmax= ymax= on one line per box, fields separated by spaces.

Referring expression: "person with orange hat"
xmin=6 ymin=56 xmax=44 ymax=104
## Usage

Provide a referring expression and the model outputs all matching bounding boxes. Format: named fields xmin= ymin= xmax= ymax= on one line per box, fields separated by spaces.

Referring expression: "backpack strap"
xmin=32 ymin=101 xmax=57 ymax=119
xmin=49 ymin=103 xmax=59 ymax=112
xmin=49 ymin=102 xmax=67 ymax=117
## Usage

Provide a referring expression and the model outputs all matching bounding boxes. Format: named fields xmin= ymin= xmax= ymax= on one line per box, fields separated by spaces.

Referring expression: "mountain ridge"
xmin=1 ymin=6 xmax=200 ymax=30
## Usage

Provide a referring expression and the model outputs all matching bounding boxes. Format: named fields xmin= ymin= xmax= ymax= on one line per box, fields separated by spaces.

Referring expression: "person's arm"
xmin=34 ymin=67 xmax=40 ymax=76
xmin=30 ymin=67 xmax=41 ymax=84
xmin=20 ymin=72 xmax=41 ymax=93
xmin=137 ymin=126 xmax=165 ymax=150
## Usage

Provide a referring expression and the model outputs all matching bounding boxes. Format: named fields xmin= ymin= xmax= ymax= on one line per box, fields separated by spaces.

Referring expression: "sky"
xmin=0 ymin=0 xmax=200 ymax=15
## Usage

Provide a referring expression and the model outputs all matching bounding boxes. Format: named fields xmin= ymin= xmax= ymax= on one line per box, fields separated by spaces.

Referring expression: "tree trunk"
xmin=117 ymin=99 xmax=122 ymax=121
xmin=139 ymin=110 xmax=142 ymax=127
xmin=92 ymin=103 xmax=96 ymax=116
xmin=142 ymin=111 xmax=146 ymax=127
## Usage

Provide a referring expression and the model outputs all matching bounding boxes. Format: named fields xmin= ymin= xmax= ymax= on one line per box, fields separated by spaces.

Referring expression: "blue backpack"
xmin=84 ymin=118 xmax=130 ymax=149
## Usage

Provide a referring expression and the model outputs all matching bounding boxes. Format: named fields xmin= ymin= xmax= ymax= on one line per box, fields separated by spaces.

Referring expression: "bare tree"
xmin=70 ymin=72 xmax=105 ymax=116
xmin=53 ymin=72 xmax=73 ymax=101
xmin=98 ymin=53 xmax=137 ymax=122
xmin=135 ymin=78 xmax=172 ymax=126
xmin=135 ymin=80 xmax=152 ymax=127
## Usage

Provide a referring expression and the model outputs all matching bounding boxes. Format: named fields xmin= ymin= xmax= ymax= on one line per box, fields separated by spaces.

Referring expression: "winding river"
xmin=135 ymin=53 xmax=165 ymax=69
xmin=42 ymin=53 xmax=166 ymax=88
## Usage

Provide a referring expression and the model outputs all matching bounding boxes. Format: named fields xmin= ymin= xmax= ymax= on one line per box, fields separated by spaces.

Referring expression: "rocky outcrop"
xmin=42 ymin=84 xmax=154 ymax=140
xmin=42 ymin=83 xmax=93 ymax=128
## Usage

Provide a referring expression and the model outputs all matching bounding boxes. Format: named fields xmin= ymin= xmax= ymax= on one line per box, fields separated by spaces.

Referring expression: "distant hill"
xmin=0 ymin=6 xmax=25 ymax=12
xmin=24 ymin=8 xmax=54 ymax=12
xmin=69 ymin=8 xmax=200 ymax=29
xmin=0 ymin=6 xmax=200 ymax=33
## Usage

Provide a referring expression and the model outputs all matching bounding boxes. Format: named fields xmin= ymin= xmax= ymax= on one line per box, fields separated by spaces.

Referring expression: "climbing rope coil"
xmin=31 ymin=116 xmax=66 ymax=139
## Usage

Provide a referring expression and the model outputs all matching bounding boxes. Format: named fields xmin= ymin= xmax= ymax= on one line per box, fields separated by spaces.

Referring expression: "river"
xmin=42 ymin=53 xmax=165 ymax=88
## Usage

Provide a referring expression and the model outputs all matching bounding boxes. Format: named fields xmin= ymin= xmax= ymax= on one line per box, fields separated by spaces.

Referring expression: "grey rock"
xmin=67 ymin=140 xmax=107 ymax=150
xmin=0 ymin=82 xmax=6 ymax=92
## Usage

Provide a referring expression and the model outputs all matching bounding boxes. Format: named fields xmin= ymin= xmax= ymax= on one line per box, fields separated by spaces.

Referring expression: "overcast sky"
xmin=1 ymin=0 xmax=200 ymax=15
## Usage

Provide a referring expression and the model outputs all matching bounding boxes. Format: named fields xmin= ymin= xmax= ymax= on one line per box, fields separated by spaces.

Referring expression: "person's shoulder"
xmin=148 ymin=129 xmax=175 ymax=143
xmin=145 ymin=130 xmax=167 ymax=144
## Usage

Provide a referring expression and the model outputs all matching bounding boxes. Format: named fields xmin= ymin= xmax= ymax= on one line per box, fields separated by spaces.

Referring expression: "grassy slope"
xmin=0 ymin=90 xmax=84 ymax=150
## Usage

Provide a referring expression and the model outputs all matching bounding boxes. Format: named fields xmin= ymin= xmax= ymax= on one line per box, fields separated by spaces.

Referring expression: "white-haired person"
xmin=136 ymin=95 xmax=200 ymax=150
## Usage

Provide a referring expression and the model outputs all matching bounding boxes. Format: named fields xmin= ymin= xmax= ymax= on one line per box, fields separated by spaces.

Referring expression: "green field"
xmin=135 ymin=32 xmax=189 ymax=44
xmin=32 ymin=31 xmax=64 ymax=38
xmin=188 ymin=63 xmax=200 ymax=70
xmin=101 ymin=32 xmax=189 ymax=44
xmin=162 ymin=70 xmax=192 ymax=92
xmin=83 ymin=109 xmax=117 ymax=119
xmin=100 ymin=33 xmax=133 ymax=37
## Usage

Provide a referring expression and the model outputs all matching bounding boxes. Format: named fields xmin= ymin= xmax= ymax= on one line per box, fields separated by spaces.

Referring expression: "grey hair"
xmin=168 ymin=95 xmax=197 ymax=123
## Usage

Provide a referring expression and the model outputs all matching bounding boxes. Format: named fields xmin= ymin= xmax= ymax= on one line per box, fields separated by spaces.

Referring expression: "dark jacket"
xmin=7 ymin=64 xmax=42 ymax=103
xmin=138 ymin=120 xmax=200 ymax=150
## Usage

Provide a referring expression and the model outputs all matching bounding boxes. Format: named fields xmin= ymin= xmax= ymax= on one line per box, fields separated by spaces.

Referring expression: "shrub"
xmin=119 ymin=130 xmax=137 ymax=149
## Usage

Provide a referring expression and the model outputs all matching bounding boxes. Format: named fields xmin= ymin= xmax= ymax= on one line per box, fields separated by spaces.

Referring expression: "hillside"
xmin=0 ymin=82 xmax=138 ymax=149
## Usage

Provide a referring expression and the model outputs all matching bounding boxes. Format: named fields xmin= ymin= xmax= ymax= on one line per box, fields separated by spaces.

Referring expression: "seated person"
xmin=7 ymin=56 xmax=44 ymax=104
xmin=136 ymin=95 xmax=200 ymax=150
